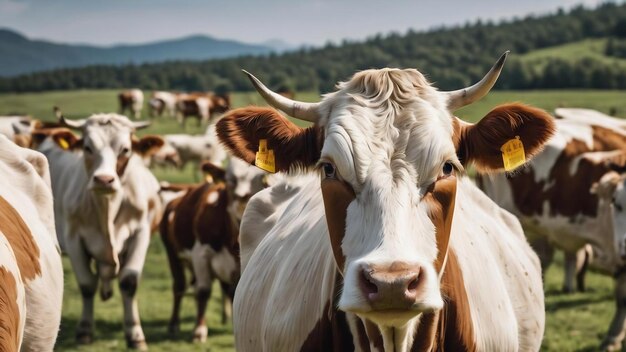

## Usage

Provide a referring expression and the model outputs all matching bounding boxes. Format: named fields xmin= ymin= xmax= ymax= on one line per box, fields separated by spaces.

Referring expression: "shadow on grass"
xmin=57 ymin=315 xmax=232 ymax=349
xmin=545 ymin=293 xmax=613 ymax=312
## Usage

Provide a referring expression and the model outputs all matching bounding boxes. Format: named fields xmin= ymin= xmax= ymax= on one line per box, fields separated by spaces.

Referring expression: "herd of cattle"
xmin=1 ymin=52 xmax=626 ymax=351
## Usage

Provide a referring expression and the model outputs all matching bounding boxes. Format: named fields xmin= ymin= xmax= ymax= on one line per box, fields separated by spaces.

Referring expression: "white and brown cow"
xmin=148 ymin=91 xmax=178 ymax=118
xmin=119 ymin=89 xmax=144 ymax=119
xmin=0 ymin=135 xmax=63 ymax=352
xmin=217 ymin=53 xmax=554 ymax=351
xmin=160 ymin=162 xmax=240 ymax=343
xmin=477 ymin=115 xmax=626 ymax=351
xmin=38 ymin=113 xmax=163 ymax=350
xmin=176 ymin=93 xmax=211 ymax=127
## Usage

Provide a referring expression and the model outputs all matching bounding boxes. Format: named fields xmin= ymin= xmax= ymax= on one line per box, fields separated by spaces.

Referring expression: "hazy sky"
xmin=0 ymin=0 xmax=618 ymax=46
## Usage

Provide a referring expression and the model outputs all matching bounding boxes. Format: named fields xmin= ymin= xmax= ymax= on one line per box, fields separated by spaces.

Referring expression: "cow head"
xmin=592 ymin=155 xmax=626 ymax=267
xmin=217 ymin=53 xmax=554 ymax=334
xmin=225 ymin=157 xmax=275 ymax=221
xmin=50 ymin=113 xmax=163 ymax=194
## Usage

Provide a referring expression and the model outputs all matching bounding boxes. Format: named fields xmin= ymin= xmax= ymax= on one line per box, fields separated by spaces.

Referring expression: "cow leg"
xmin=220 ymin=281 xmax=234 ymax=324
xmin=163 ymin=238 xmax=187 ymax=335
xmin=191 ymin=242 xmax=214 ymax=343
xmin=602 ymin=273 xmax=626 ymax=351
xmin=576 ymin=245 xmax=592 ymax=292
xmin=563 ymin=251 xmax=578 ymax=293
xmin=97 ymin=263 xmax=116 ymax=301
xmin=529 ymin=237 xmax=555 ymax=279
xmin=67 ymin=238 xmax=98 ymax=345
xmin=119 ymin=228 xmax=151 ymax=351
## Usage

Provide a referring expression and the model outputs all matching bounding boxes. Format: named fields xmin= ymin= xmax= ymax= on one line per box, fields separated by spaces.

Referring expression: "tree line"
xmin=1 ymin=2 xmax=626 ymax=93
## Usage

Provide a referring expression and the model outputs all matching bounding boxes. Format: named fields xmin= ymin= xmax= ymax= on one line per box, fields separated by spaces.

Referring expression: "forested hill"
xmin=2 ymin=2 xmax=626 ymax=93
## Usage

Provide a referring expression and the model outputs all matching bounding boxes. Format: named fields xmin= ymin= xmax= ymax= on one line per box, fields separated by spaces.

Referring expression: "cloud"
xmin=0 ymin=0 xmax=28 ymax=15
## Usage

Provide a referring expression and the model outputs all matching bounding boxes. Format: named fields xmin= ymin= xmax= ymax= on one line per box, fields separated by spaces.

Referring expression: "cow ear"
xmin=216 ymin=106 xmax=322 ymax=172
xmin=48 ymin=130 xmax=82 ymax=151
xmin=454 ymin=103 xmax=555 ymax=172
xmin=591 ymin=171 xmax=621 ymax=198
xmin=201 ymin=161 xmax=226 ymax=182
xmin=132 ymin=135 xmax=164 ymax=157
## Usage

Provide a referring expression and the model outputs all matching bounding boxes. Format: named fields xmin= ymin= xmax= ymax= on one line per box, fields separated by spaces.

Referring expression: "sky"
xmin=0 ymin=0 xmax=620 ymax=47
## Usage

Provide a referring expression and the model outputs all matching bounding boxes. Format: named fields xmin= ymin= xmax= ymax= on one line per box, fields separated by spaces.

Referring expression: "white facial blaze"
xmin=317 ymin=69 xmax=457 ymax=330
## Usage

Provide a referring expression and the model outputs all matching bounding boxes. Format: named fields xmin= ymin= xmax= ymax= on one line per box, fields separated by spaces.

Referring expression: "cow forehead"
xmin=318 ymin=69 xmax=456 ymax=186
xmin=84 ymin=114 xmax=133 ymax=147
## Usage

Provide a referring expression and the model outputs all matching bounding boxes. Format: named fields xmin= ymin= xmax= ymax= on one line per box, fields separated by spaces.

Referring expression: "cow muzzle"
xmin=358 ymin=261 xmax=424 ymax=311
xmin=91 ymin=174 xmax=118 ymax=194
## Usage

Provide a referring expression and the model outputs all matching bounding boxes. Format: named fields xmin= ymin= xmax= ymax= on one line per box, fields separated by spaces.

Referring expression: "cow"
xmin=0 ymin=115 xmax=35 ymax=145
xmin=556 ymin=107 xmax=626 ymax=130
xmin=477 ymin=115 xmax=626 ymax=351
xmin=38 ymin=112 xmax=164 ymax=350
xmin=0 ymin=135 xmax=63 ymax=352
xmin=216 ymin=53 xmax=555 ymax=351
xmin=159 ymin=162 xmax=240 ymax=343
xmin=119 ymin=89 xmax=144 ymax=119
xmin=176 ymin=94 xmax=211 ymax=127
xmin=225 ymin=157 xmax=276 ymax=222
xmin=208 ymin=92 xmax=231 ymax=117
xmin=149 ymin=91 xmax=178 ymax=118
xmin=164 ymin=124 xmax=228 ymax=170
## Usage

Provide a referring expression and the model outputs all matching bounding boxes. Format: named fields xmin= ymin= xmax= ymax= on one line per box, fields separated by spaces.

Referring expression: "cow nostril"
xmin=360 ymin=269 xmax=378 ymax=297
xmin=406 ymin=270 xmax=421 ymax=295
xmin=94 ymin=175 xmax=115 ymax=185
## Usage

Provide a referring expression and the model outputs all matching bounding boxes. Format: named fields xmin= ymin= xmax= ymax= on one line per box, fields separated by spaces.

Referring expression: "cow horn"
xmin=132 ymin=120 xmax=152 ymax=130
xmin=443 ymin=51 xmax=509 ymax=111
xmin=242 ymin=70 xmax=321 ymax=123
xmin=59 ymin=115 xmax=87 ymax=129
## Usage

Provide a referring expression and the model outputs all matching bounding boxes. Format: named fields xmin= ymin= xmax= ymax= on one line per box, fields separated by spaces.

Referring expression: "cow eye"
xmin=322 ymin=162 xmax=336 ymax=179
xmin=120 ymin=147 xmax=130 ymax=156
xmin=84 ymin=145 xmax=92 ymax=154
xmin=442 ymin=161 xmax=454 ymax=177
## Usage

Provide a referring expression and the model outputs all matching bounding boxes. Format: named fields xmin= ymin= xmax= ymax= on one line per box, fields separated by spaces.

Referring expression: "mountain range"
xmin=0 ymin=29 xmax=292 ymax=77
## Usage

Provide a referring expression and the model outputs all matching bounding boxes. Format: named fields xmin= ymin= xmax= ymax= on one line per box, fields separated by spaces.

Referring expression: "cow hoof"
xmin=126 ymin=338 xmax=148 ymax=351
xmin=192 ymin=326 xmax=208 ymax=343
xmin=76 ymin=331 xmax=93 ymax=345
xmin=601 ymin=339 xmax=622 ymax=351
xmin=167 ymin=323 xmax=180 ymax=335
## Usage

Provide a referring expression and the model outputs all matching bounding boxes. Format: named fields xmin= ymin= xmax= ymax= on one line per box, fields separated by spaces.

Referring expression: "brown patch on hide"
xmin=0 ymin=196 xmax=41 ymax=281
xmin=320 ymin=178 xmax=355 ymax=272
xmin=0 ymin=266 xmax=21 ymax=352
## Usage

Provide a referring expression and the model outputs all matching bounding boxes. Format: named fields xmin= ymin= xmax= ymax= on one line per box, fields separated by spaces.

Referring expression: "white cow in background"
xmin=149 ymin=91 xmax=178 ymax=118
xmin=38 ymin=112 xmax=163 ymax=350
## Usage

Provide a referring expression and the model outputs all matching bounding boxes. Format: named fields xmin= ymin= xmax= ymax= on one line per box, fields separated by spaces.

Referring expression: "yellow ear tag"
xmin=204 ymin=174 xmax=214 ymax=184
xmin=58 ymin=138 xmax=70 ymax=150
xmin=501 ymin=136 xmax=526 ymax=171
xmin=255 ymin=139 xmax=276 ymax=173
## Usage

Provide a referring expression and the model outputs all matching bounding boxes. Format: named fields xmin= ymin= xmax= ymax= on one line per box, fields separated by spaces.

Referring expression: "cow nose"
xmin=93 ymin=174 xmax=115 ymax=186
xmin=359 ymin=262 xmax=423 ymax=310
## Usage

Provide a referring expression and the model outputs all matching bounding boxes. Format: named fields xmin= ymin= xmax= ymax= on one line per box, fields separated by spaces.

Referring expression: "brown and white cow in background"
xmin=149 ymin=91 xmax=178 ymax=118
xmin=37 ymin=113 xmax=163 ymax=350
xmin=176 ymin=93 xmax=211 ymax=127
xmin=478 ymin=111 xmax=626 ymax=351
xmin=159 ymin=162 xmax=240 ymax=343
xmin=0 ymin=135 xmax=63 ymax=352
xmin=217 ymin=53 xmax=554 ymax=351
xmin=119 ymin=89 xmax=144 ymax=119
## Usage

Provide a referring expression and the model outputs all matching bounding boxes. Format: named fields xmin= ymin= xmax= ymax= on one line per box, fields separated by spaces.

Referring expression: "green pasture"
xmin=1 ymin=89 xmax=626 ymax=351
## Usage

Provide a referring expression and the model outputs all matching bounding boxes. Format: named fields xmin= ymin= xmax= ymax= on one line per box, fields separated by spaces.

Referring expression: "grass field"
xmin=518 ymin=38 xmax=626 ymax=71
xmin=1 ymin=89 xmax=626 ymax=351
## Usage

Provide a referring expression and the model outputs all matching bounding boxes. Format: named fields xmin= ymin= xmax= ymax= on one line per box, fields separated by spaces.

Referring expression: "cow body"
xmin=39 ymin=113 xmax=162 ymax=350
xmin=119 ymin=89 xmax=144 ymax=119
xmin=160 ymin=164 xmax=239 ymax=342
xmin=217 ymin=54 xmax=553 ymax=351
xmin=478 ymin=115 xmax=626 ymax=351
xmin=176 ymin=92 xmax=230 ymax=127
xmin=149 ymin=91 xmax=178 ymax=118
xmin=0 ymin=135 xmax=63 ymax=352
